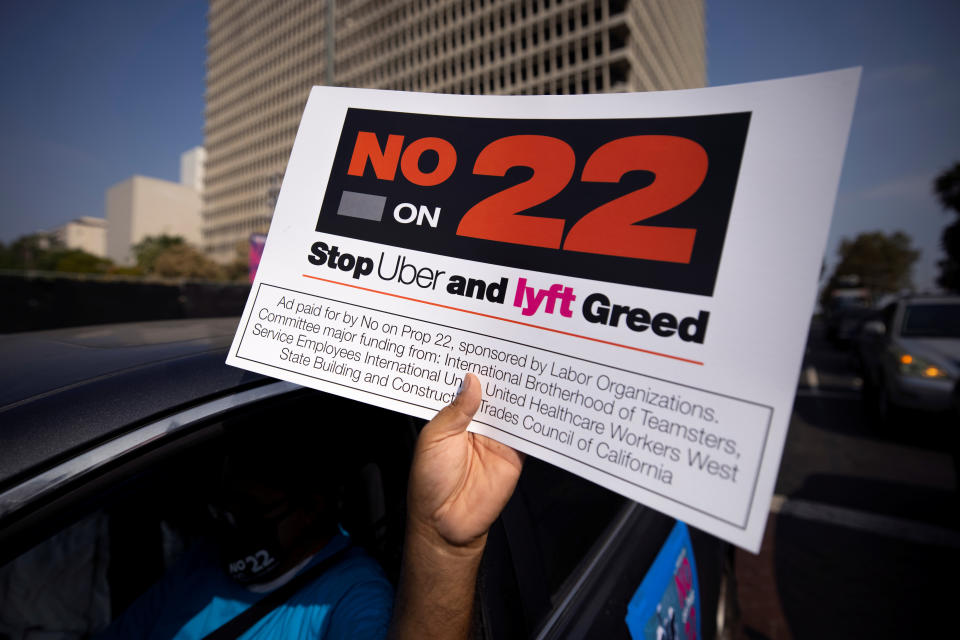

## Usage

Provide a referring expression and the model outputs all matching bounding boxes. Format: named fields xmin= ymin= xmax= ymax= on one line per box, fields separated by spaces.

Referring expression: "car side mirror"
xmin=862 ymin=320 xmax=886 ymax=336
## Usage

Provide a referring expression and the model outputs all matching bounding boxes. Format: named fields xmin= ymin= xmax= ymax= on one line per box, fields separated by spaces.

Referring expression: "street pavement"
xmin=734 ymin=321 xmax=959 ymax=638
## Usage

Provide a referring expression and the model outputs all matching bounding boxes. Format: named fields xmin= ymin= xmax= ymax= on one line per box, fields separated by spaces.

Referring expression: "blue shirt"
xmin=99 ymin=533 xmax=393 ymax=639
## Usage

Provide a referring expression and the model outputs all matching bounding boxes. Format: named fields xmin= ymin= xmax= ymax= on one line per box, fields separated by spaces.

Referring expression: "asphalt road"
xmin=734 ymin=321 xmax=959 ymax=639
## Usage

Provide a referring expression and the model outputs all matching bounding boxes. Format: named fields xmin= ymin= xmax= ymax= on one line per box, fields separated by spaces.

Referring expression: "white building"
xmin=180 ymin=146 xmax=206 ymax=192
xmin=105 ymin=176 xmax=202 ymax=266
xmin=52 ymin=216 xmax=108 ymax=257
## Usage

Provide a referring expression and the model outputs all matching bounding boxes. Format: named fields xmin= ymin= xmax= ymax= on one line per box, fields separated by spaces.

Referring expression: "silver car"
xmin=858 ymin=296 xmax=960 ymax=424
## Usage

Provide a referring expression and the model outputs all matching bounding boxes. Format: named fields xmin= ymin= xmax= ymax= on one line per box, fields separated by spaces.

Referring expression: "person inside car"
xmin=99 ymin=412 xmax=394 ymax=639
xmin=100 ymin=373 xmax=521 ymax=640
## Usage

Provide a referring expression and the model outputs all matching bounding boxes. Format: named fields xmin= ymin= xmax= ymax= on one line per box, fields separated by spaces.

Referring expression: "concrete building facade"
xmin=203 ymin=0 xmax=706 ymax=262
xmin=106 ymin=176 xmax=203 ymax=266
xmin=180 ymin=146 xmax=207 ymax=192
xmin=53 ymin=216 xmax=108 ymax=258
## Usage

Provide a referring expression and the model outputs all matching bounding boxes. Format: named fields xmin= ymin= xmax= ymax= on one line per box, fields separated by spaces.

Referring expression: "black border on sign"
xmin=236 ymin=282 xmax=774 ymax=530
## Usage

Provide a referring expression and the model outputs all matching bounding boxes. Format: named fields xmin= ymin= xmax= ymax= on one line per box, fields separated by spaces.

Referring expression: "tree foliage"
xmin=934 ymin=162 xmax=960 ymax=292
xmin=151 ymin=244 xmax=224 ymax=280
xmin=0 ymin=232 xmax=242 ymax=281
xmin=0 ymin=234 xmax=112 ymax=274
xmin=131 ymin=235 xmax=185 ymax=273
xmin=823 ymin=231 xmax=920 ymax=302
xmin=221 ymin=241 xmax=250 ymax=282
xmin=55 ymin=250 xmax=113 ymax=274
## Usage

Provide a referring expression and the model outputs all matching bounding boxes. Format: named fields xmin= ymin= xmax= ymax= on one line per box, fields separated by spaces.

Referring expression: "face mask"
xmin=207 ymin=500 xmax=293 ymax=585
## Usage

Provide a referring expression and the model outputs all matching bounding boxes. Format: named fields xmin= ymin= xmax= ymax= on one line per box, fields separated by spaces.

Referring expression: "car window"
xmin=900 ymin=303 xmax=960 ymax=338
xmin=0 ymin=443 xmax=219 ymax=639
xmin=0 ymin=389 xmax=418 ymax=638
xmin=476 ymin=456 xmax=626 ymax=638
xmin=0 ymin=510 xmax=112 ymax=638
xmin=520 ymin=458 xmax=625 ymax=596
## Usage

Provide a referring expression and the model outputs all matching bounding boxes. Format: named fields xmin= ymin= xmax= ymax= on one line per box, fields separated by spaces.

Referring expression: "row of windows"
xmin=342 ymin=14 xmax=610 ymax=85
xmin=355 ymin=31 xmax=612 ymax=92
xmin=204 ymin=192 xmax=270 ymax=226
xmin=204 ymin=152 xmax=288 ymax=220
xmin=202 ymin=214 xmax=272 ymax=243
xmin=206 ymin=102 xmax=302 ymax=158
xmin=205 ymin=173 xmax=273 ymax=208
xmin=207 ymin=18 xmax=329 ymax=113
xmin=636 ymin=0 xmax=706 ymax=88
xmin=205 ymin=125 xmax=298 ymax=189
xmin=407 ymin=59 xmax=622 ymax=95
xmin=208 ymin=43 xmax=324 ymax=125
xmin=206 ymin=77 xmax=307 ymax=171
xmin=628 ymin=31 xmax=665 ymax=91
xmin=206 ymin=42 xmax=323 ymax=129
xmin=206 ymin=141 xmax=290 ymax=192
xmin=628 ymin=1 xmax=681 ymax=89
xmin=338 ymin=0 xmax=618 ymax=41
xmin=207 ymin=0 xmax=326 ymax=81
xmin=337 ymin=0 xmax=609 ymax=80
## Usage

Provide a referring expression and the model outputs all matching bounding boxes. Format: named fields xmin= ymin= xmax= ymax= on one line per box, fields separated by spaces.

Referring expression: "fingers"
xmin=452 ymin=373 xmax=481 ymax=415
xmin=425 ymin=373 xmax=481 ymax=436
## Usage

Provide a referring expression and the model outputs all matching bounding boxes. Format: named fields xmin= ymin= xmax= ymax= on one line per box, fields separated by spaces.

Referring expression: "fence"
xmin=0 ymin=272 xmax=251 ymax=333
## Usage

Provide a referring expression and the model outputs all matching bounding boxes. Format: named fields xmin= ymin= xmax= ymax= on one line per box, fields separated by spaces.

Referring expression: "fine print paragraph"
xmin=237 ymin=283 xmax=772 ymax=527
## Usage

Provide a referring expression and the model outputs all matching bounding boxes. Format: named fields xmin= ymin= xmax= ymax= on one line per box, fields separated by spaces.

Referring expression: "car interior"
xmin=0 ymin=386 xmax=641 ymax=639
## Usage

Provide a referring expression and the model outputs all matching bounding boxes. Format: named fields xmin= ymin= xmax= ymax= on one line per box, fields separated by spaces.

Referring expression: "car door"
xmin=0 ymin=382 xmax=419 ymax=637
xmin=476 ymin=457 xmax=731 ymax=639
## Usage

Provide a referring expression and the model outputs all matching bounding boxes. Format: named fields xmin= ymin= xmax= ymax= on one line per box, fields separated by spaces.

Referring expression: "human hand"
xmin=391 ymin=374 xmax=523 ymax=640
xmin=406 ymin=373 xmax=524 ymax=550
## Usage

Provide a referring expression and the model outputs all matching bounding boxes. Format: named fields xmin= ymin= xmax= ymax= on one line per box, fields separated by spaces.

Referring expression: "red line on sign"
xmin=301 ymin=274 xmax=704 ymax=366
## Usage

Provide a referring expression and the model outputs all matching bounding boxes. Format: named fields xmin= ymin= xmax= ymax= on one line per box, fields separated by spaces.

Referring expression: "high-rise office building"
xmin=203 ymin=0 xmax=705 ymax=262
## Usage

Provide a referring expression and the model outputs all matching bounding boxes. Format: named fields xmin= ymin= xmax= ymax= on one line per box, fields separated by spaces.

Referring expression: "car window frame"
xmin=0 ymin=380 xmax=300 ymax=566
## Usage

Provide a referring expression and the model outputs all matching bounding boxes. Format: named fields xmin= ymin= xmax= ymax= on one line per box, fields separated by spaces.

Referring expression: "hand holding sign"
xmin=406 ymin=373 xmax=524 ymax=550
xmin=391 ymin=373 xmax=523 ymax=640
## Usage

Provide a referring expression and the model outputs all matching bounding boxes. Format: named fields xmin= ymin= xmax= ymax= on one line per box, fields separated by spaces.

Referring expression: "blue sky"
xmin=708 ymin=0 xmax=960 ymax=290
xmin=0 ymin=0 xmax=206 ymax=240
xmin=1 ymin=0 xmax=958 ymax=289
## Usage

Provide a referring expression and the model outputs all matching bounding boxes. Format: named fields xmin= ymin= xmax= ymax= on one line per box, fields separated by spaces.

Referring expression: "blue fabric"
xmin=99 ymin=533 xmax=392 ymax=640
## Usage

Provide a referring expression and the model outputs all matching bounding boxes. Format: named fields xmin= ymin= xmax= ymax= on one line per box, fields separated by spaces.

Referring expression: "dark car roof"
xmin=0 ymin=318 xmax=269 ymax=492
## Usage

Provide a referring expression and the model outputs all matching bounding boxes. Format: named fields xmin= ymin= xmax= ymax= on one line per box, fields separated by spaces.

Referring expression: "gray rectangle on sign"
xmin=337 ymin=191 xmax=386 ymax=222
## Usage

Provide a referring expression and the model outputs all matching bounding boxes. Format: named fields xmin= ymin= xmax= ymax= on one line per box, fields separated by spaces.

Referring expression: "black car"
xmin=0 ymin=318 xmax=733 ymax=639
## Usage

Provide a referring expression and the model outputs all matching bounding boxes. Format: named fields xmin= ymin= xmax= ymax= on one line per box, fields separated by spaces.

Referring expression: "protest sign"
xmin=227 ymin=69 xmax=859 ymax=551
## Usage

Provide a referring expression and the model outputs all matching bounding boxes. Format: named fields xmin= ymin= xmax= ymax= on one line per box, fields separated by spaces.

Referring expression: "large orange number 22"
xmin=456 ymin=135 xmax=575 ymax=249
xmin=457 ymin=135 xmax=708 ymax=263
xmin=565 ymin=135 xmax=707 ymax=263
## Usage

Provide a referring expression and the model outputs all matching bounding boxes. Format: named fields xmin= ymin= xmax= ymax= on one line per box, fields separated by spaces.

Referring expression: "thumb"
xmin=426 ymin=373 xmax=482 ymax=436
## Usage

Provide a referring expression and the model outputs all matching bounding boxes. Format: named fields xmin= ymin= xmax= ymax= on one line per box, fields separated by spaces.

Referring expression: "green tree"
xmin=823 ymin=231 xmax=920 ymax=302
xmin=0 ymin=241 xmax=12 ymax=269
xmin=221 ymin=241 xmax=250 ymax=282
xmin=152 ymin=244 xmax=223 ymax=280
xmin=132 ymin=235 xmax=185 ymax=273
xmin=0 ymin=234 xmax=116 ymax=274
xmin=0 ymin=233 xmax=64 ymax=271
xmin=934 ymin=162 xmax=960 ymax=292
xmin=55 ymin=250 xmax=113 ymax=274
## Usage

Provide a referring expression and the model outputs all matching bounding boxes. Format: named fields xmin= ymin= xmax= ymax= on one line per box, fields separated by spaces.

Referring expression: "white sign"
xmin=228 ymin=69 xmax=860 ymax=552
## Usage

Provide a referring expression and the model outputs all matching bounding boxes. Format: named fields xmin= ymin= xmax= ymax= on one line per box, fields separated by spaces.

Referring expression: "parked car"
xmin=0 ymin=318 xmax=733 ymax=639
xmin=856 ymin=296 xmax=960 ymax=426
